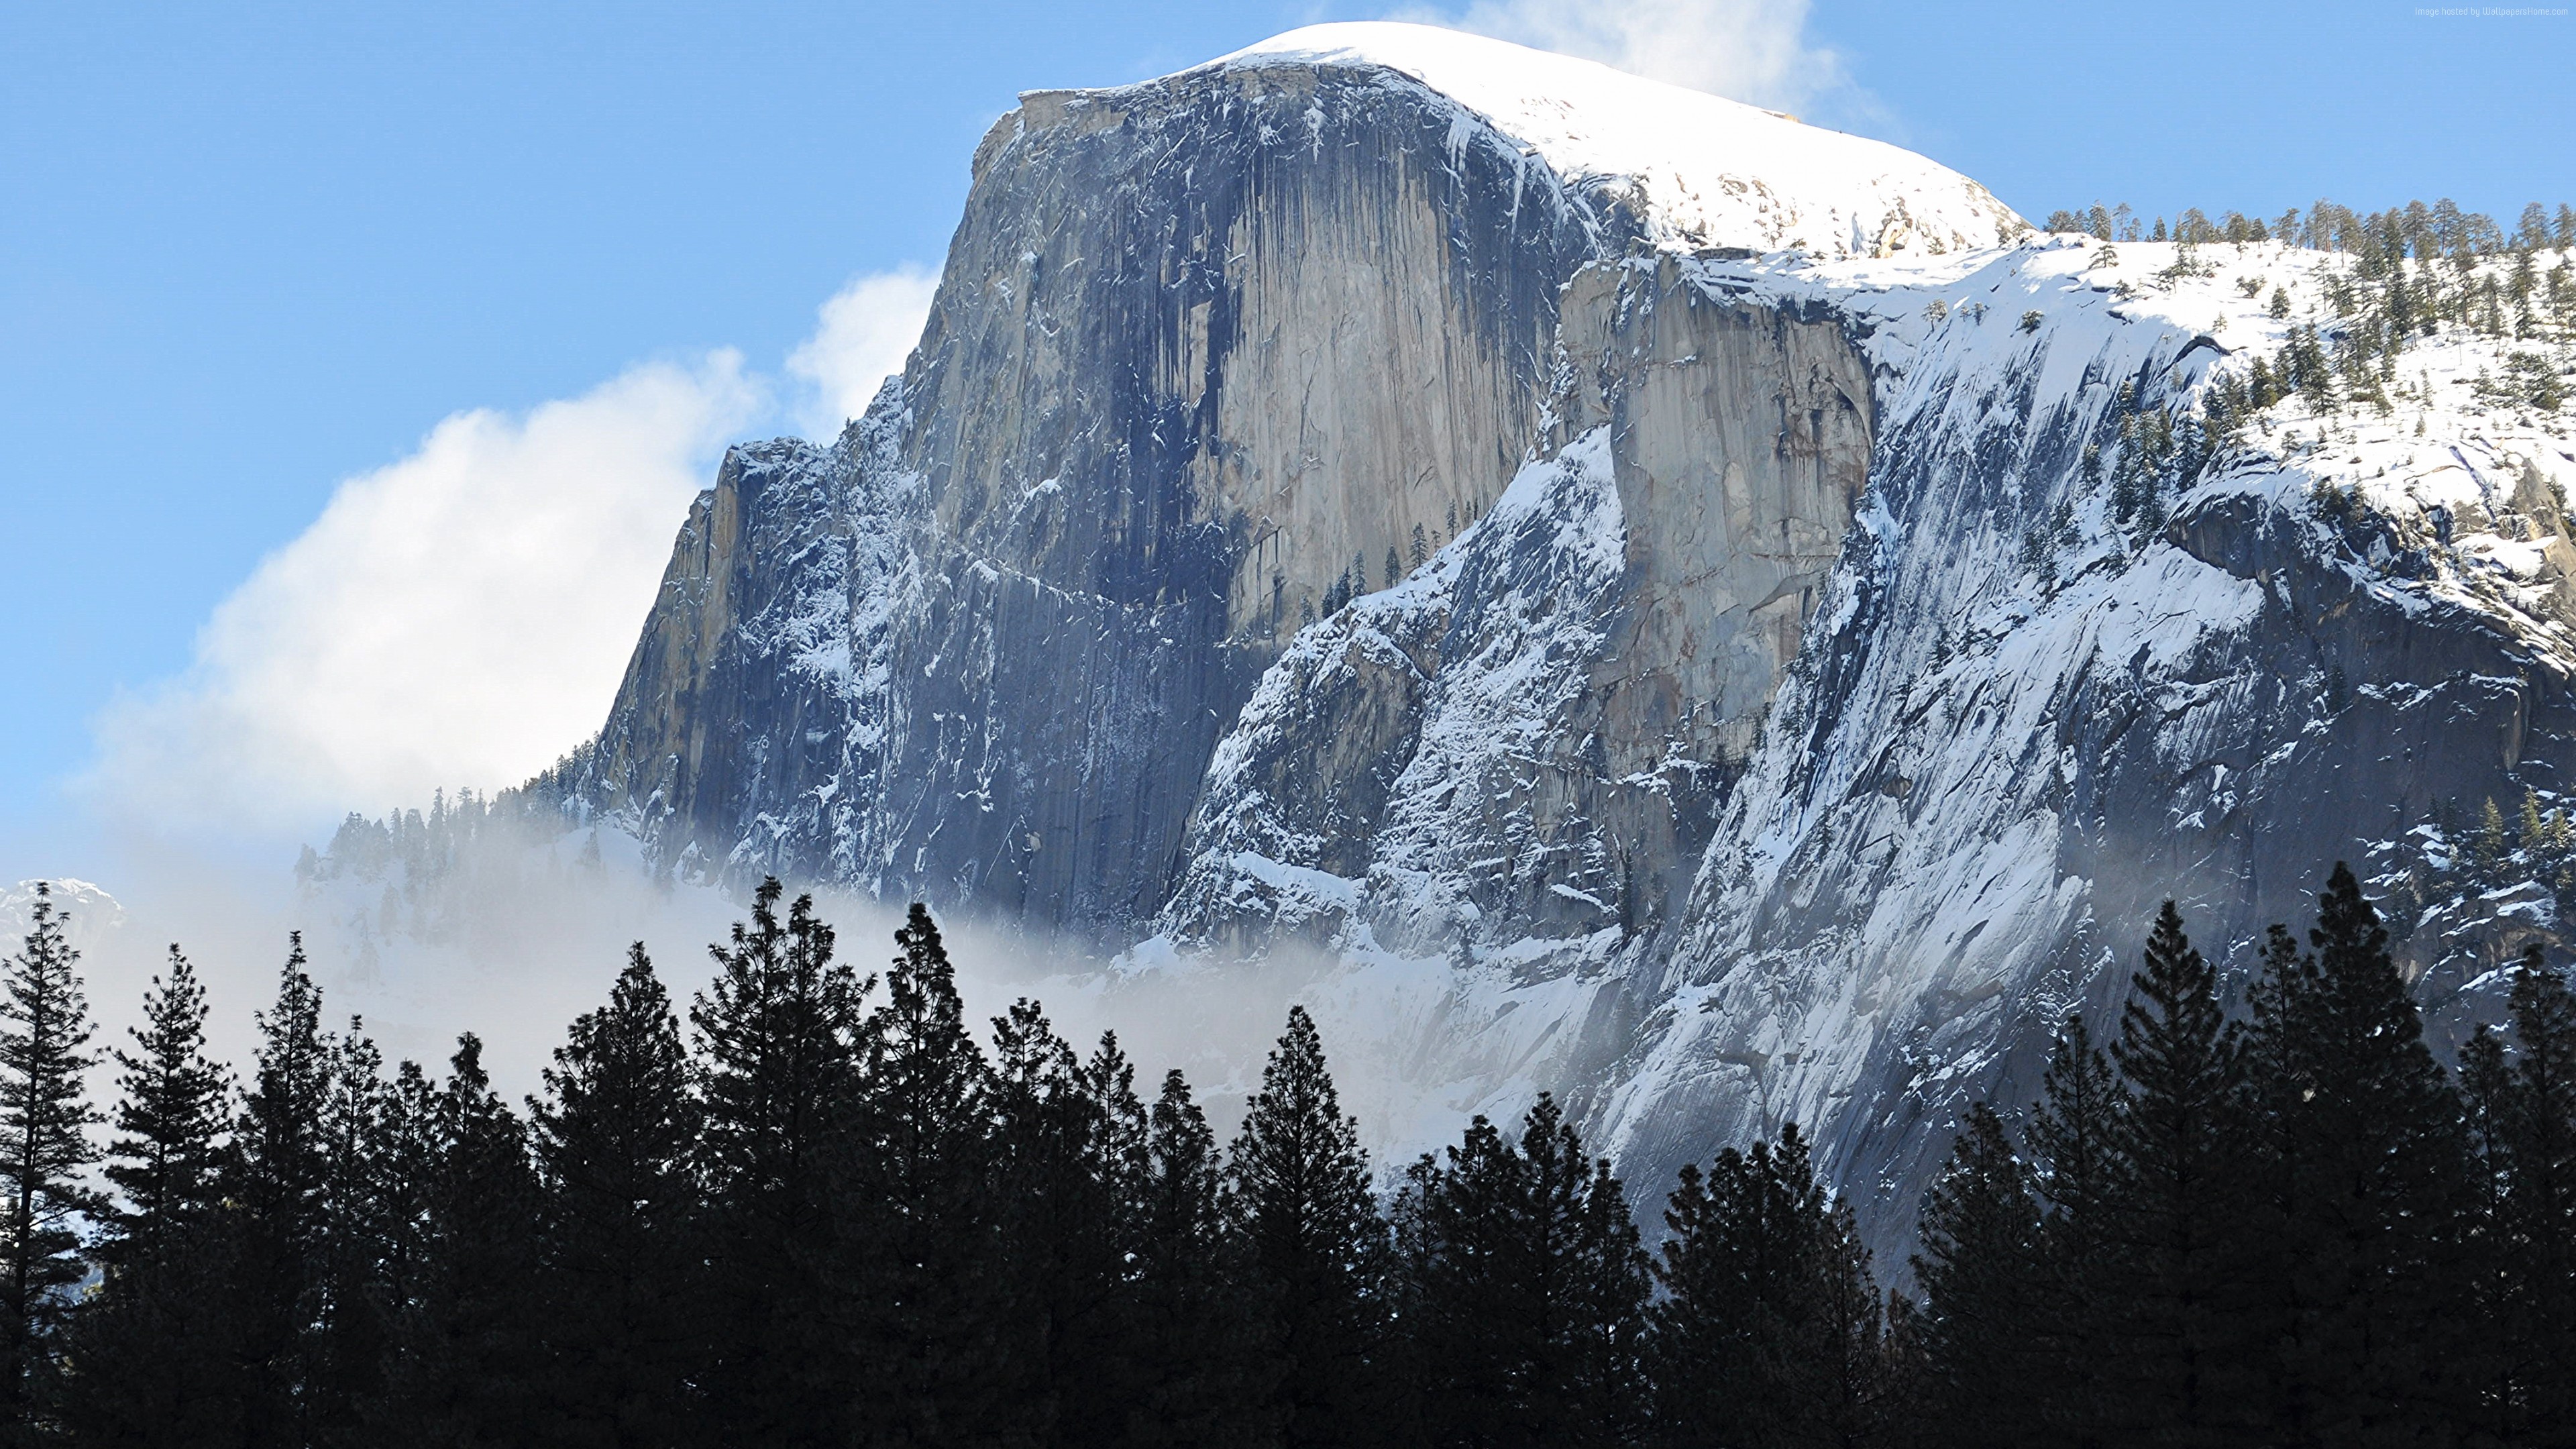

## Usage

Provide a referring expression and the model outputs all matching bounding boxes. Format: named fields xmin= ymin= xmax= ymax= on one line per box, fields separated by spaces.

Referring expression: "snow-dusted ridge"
xmin=1149 ymin=226 xmax=2576 ymax=1253
xmin=549 ymin=23 xmax=2576 ymax=1258
xmin=1180 ymin=22 xmax=2028 ymax=260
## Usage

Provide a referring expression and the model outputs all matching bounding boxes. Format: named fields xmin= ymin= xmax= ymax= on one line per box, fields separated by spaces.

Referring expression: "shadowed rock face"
xmin=1589 ymin=294 xmax=2576 ymax=1263
xmin=564 ymin=61 xmax=1609 ymax=932
xmin=1546 ymin=261 xmax=1878 ymax=925
xmin=1161 ymin=258 xmax=1878 ymax=959
xmin=551 ymin=38 xmax=2576 ymax=1265
xmin=1149 ymin=234 xmax=2576 ymax=1266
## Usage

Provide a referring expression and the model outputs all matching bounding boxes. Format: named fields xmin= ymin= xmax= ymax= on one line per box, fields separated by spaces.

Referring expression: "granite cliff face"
xmin=1161 ymin=255 xmax=1876 ymax=959
xmin=547 ymin=23 xmax=2576 ymax=1254
xmin=559 ymin=23 xmax=2013 ymax=938
xmin=574 ymin=52 xmax=1597 ymax=929
xmin=1576 ymin=248 xmax=2576 ymax=1252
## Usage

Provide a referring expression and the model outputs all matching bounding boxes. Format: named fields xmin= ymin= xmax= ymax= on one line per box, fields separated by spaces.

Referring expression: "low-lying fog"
xmin=8 ymin=808 xmax=1528 ymax=1168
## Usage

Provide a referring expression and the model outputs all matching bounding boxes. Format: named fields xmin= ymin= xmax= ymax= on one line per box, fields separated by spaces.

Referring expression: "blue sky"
xmin=4 ymin=0 xmax=2572 ymax=879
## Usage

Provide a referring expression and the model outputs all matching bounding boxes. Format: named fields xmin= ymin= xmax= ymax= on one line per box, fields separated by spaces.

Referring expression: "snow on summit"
xmin=1196 ymin=21 xmax=2028 ymax=260
xmin=548 ymin=9 xmax=2576 ymax=1263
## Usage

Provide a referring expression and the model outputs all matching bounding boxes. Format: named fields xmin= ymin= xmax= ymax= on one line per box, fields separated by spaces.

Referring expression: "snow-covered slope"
xmin=547 ymin=25 xmax=2576 ymax=1256
xmin=1206 ymin=23 xmax=2027 ymax=260
xmin=1149 ymin=228 xmax=2576 ymax=1255
xmin=1600 ymin=238 xmax=2576 ymax=1252
xmin=1 ymin=879 xmax=123 ymax=953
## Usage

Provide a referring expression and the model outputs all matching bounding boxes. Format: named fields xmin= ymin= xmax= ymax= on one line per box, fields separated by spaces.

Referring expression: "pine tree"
xmin=1808 ymin=1195 xmax=1893 ymax=1448
xmin=1911 ymin=1104 xmax=2044 ymax=1449
xmin=1648 ymin=1122 xmax=1889 ymax=1448
xmin=692 ymin=878 xmax=869 ymax=1444
xmin=2024 ymin=1015 xmax=2125 ymax=1448
xmin=2461 ymin=990 xmax=2521 ymax=1438
xmin=96 ymin=945 xmax=228 ymax=1267
xmin=1127 ymin=1069 xmax=1277 ymax=1448
xmin=1391 ymin=1116 xmax=1520 ymax=1446
xmin=228 ymin=937 xmax=337 ymax=1449
xmin=386 ymin=1034 xmax=541 ymax=1446
xmin=2102 ymin=902 xmax=2254 ymax=1442
xmin=1067 ymin=1030 xmax=1156 ymax=1446
xmin=2233 ymin=922 xmax=2315 ymax=1442
xmin=58 ymin=945 xmax=240 ymax=1446
xmin=1393 ymin=1096 xmax=1648 ymax=1448
xmin=2112 ymin=453 xmax=2143 ymax=523
xmin=1562 ymin=1148 xmax=1653 ymax=1447
xmin=2243 ymin=864 xmax=2470 ymax=1443
xmin=304 ymin=1024 xmax=404 ymax=1443
xmin=983 ymin=1003 xmax=1143 ymax=1446
xmin=370 ymin=1058 xmax=441 ymax=1355
xmin=0 ymin=883 xmax=102 ymax=1431
xmin=2461 ymin=945 xmax=2576 ymax=1440
xmin=2479 ymin=795 xmax=2512 ymax=875
xmin=1228 ymin=1006 xmax=1384 ymax=1449
xmin=529 ymin=942 xmax=703 ymax=1447
xmin=849 ymin=900 xmax=1002 ymax=1446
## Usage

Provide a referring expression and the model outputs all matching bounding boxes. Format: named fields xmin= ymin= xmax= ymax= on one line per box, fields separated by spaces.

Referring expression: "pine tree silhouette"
xmin=387 ymin=1034 xmax=541 ymax=1443
xmin=1532 ymin=1099 xmax=1652 ymax=1446
xmin=984 ymin=1000 xmax=1142 ymax=1446
xmin=227 ymin=937 xmax=336 ymax=1449
xmin=1393 ymin=1095 xmax=1647 ymax=1448
xmin=1129 ymin=1069 xmax=1279 ymax=1448
xmin=2461 ymin=943 xmax=2576 ymax=1440
xmin=96 ymin=945 xmax=228 ymax=1266
xmin=1911 ymin=1103 xmax=2044 ymax=1449
xmin=308 ymin=1022 xmax=395 ymax=1441
xmin=1648 ymin=1122 xmax=1889 ymax=1446
xmin=0 ymin=883 xmax=102 ymax=1433
xmin=529 ymin=942 xmax=703 ymax=1446
xmin=371 ymin=1057 xmax=441 ymax=1362
xmin=59 ymin=944 xmax=240 ymax=1445
xmin=1228 ymin=1006 xmax=1383 ymax=1449
xmin=2025 ymin=1014 xmax=2125 ymax=1448
xmin=1391 ymin=1114 xmax=1522 ymax=1444
xmin=692 ymin=878 xmax=869 ymax=1444
xmin=850 ymin=900 xmax=1004 ymax=1445
xmin=2103 ymin=902 xmax=2254 ymax=1440
xmin=2245 ymin=863 xmax=2469 ymax=1443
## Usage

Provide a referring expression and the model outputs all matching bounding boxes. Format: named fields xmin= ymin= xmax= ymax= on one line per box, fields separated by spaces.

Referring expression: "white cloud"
xmin=82 ymin=259 xmax=945 ymax=837
xmin=786 ymin=266 xmax=941 ymax=441
xmin=87 ymin=354 xmax=764 ymax=828
xmin=1401 ymin=0 xmax=1868 ymax=120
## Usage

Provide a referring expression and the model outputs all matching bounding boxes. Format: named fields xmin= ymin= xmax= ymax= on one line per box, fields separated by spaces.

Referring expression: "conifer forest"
xmin=20 ymin=0 xmax=2576 ymax=1432
xmin=0 ymin=857 xmax=2565 ymax=1448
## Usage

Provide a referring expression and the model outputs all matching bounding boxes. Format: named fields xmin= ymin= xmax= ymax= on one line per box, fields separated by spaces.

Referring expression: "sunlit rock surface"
xmin=543 ymin=23 xmax=2576 ymax=1257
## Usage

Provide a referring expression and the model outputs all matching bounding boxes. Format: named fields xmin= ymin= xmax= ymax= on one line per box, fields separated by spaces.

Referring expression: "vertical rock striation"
xmin=556 ymin=23 xmax=2013 ymax=939
xmin=564 ymin=47 xmax=1615 ymax=930
xmin=541 ymin=24 xmax=2576 ymax=1259
xmin=1163 ymin=255 xmax=1877 ymax=960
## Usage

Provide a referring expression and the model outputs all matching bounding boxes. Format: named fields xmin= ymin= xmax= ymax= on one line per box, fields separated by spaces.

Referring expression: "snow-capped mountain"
xmin=1 ymin=879 xmax=125 ymax=955
xmin=1208 ymin=25 xmax=2025 ymax=260
xmin=537 ymin=23 xmax=2576 ymax=1254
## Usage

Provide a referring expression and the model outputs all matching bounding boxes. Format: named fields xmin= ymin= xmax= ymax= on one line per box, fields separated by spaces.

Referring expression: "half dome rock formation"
xmin=559 ymin=23 xmax=2021 ymax=929
xmin=540 ymin=23 xmax=2576 ymax=1252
